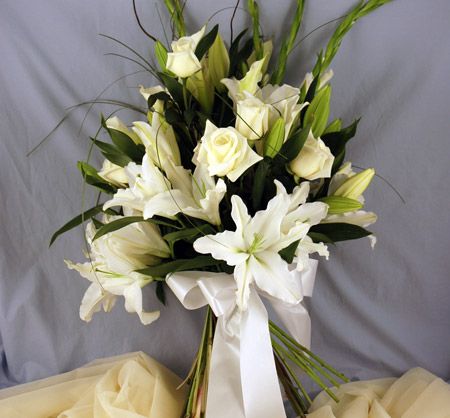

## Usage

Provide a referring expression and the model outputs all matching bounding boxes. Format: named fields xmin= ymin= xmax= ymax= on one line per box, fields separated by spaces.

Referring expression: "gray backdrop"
xmin=1 ymin=0 xmax=449 ymax=398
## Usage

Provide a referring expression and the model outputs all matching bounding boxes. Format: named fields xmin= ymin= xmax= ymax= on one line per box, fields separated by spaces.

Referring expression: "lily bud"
xmin=334 ymin=168 xmax=375 ymax=200
xmin=248 ymin=40 xmax=273 ymax=75
xmin=319 ymin=196 xmax=363 ymax=214
xmin=208 ymin=34 xmax=230 ymax=91
xmin=187 ymin=68 xmax=214 ymax=113
xmin=264 ymin=118 xmax=285 ymax=158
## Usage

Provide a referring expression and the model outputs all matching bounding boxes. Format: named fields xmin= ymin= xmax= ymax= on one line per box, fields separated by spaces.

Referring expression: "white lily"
xmin=66 ymin=217 xmax=170 ymax=325
xmin=144 ymin=160 xmax=226 ymax=225
xmin=193 ymin=181 xmax=328 ymax=310
xmin=274 ymin=181 xmax=329 ymax=271
xmin=103 ymin=155 xmax=168 ymax=214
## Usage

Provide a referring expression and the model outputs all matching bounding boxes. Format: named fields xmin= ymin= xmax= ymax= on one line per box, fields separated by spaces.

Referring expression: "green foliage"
xmin=247 ymin=0 xmax=263 ymax=60
xmin=309 ymin=222 xmax=372 ymax=243
xmin=137 ymin=256 xmax=223 ymax=279
xmin=279 ymin=240 xmax=300 ymax=264
xmin=252 ymin=159 xmax=271 ymax=212
xmin=264 ymin=118 xmax=285 ymax=158
xmin=101 ymin=116 xmax=145 ymax=162
xmin=195 ymin=25 xmax=219 ymax=60
xmin=277 ymin=123 xmax=311 ymax=162
xmin=155 ymin=41 xmax=168 ymax=71
xmin=304 ymin=85 xmax=331 ymax=137
xmin=89 ymin=137 xmax=132 ymax=167
xmin=93 ymin=216 xmax=145 ymax=241
xmin=77 ymin=161 xmax=117 ymax=194
xmin=271 ymin=0 xmax=306 ymax=85
xmin=50 ymin=204 xmax=105 ymax=246
xmin=313 ymin=0 xmax=392 ymax=77
xmin=163 ymin=0 xmax=186 ymax=37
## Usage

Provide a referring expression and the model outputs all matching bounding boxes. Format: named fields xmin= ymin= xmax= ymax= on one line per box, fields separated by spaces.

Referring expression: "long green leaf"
xmin=195 ymin=25 xmax=219 ymax=60
xmin=102 ymin=119 xmax=144 ymax=162
xmin=50 ymin=204 xmax=104 ymax=246
xmin=321 ymin=118 xmax=360 ymax=156
xmin=309 ymin=223 xmax=372 ymax=242
xmin=314 ymin=0 xmax=391 ymax=77
xmin=93 ymin=216 xmax=145 ymax=241
xmin=158 ymin=72 xmax=184 ymax=107
xmin=278 ymin=124 xmax=311 ymax=162
xmin=90 ymin=137 xmax=132 ymax=167
xmin=137 ymin=256 xmax=223 ymax=278
xmin=77 ymin=161 xmax=117 ymax=194
xmin=271 ymin=0 xmax=306 ymax=84
xmin=163 ymin=224 xmax=216 ymax=245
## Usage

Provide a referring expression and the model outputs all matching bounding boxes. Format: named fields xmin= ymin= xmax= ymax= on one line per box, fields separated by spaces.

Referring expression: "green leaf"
xmin=304 ymin=85 xmax=331 ymax=137
xmin=229 ymin=29 xmax=248 ymax=73
xmin=147 ymin=91 xmax=171 ymax=109
xmin=77 ymin=161 xmax=117 ymax=194
xmin=93 ymin=216 xmax=144 ymax=241
xmin=158 ymin=72 xmax=184 ymax=107
xmin=264 ymin=118 xmax=285 ymax=158
xmin=155 ymin=41 xmax=168 ymax=71
xmin=270 ymin=0 xmax=306 ymax=84
xmin=107 ymin=129 xmax=144 ymax=162
xmin=89 ymin=137 xmax=132 ymax=167
xmin=50 ymin=204 xmax=104 ymax=246
xmin=137 ymin=256 xmax=223 ymax=278
xmin=321 ymin=118 xmax=360 ymax=157
xmin=309 ymin=223 xmax=372 ymax=243
xmin=314 ymin=0 xmax=392 ymax=76
xmin=323 ymin=119 xmax=342 ymax=135
xmin=252 ymin=159 xmax=271 ymax=212
xmin=156 ymin=281 xmax=166 ymax=305
xmin=279 ymin=240 xmax=300 ymax=264
xmin=195 ymin=24 xmax=219 ymax=60
xmin=308 ymin=232 xmax=335 ymax=244
xmin=163 ymin=224 xmax=216 ymax=245
xmin=319 ymin=196 xmax=363 ymax=214
xmin=278 ymin=124 xmax=311 ymax=162
xmin=247 ymin=0 xmax=263 ymax=60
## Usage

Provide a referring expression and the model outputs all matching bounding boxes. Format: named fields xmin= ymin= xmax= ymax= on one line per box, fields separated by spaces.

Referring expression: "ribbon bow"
xmin=167 ymin=260 xmax=317 ymax=418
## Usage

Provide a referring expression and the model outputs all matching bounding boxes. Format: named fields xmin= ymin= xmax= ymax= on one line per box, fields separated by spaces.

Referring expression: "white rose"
xmin=194 ymin=120 xmax=262 ymax=182
xmin=166 ymin=27 xmax=205 ymax=78
xmin=235 ymin=95 xmax=270 ymax=141
xmin=98 ymin=160 xmax=128 ymax=188
xmin=289 ymin=131 xmax=334 ymax=180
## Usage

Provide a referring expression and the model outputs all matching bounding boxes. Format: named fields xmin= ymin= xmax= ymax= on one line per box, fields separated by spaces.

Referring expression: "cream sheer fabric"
xmin=307 ymin=368 xmax=450 ymax=418
xmin=0 ymin=352 xmax=186 ymax=418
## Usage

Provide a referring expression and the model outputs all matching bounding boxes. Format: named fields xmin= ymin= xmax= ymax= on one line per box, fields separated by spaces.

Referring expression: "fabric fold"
xmin=308 ymin=368 xmax=450 ymax=418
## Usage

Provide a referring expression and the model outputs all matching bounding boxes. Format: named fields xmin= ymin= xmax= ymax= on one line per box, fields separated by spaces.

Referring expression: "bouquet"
xmin=49 ymin=0 xmax=390 ymax=416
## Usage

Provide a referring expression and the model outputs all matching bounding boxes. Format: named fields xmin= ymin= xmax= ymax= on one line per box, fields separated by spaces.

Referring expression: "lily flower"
xmin=193 ymin=181 xmax=328 ymax=310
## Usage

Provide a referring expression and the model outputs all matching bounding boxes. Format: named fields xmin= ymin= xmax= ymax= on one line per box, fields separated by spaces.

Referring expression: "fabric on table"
xmin=307 ymin=368 xmax=450 ymax=418
xmin=0 ymin=352 xmax=186 ymax=418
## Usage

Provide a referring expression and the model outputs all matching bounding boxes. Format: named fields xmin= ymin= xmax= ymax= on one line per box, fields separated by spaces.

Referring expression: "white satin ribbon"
xmin=167 ymin=259 xmax=318 ymax=418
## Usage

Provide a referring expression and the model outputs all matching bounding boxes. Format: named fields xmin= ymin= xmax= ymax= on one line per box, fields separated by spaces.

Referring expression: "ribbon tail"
xmin=240 ymin=289 xmax=287 ymax=418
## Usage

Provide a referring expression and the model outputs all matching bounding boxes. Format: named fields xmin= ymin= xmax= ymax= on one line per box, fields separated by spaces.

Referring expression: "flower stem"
xmin=270 ymin=320 xmax=349 ymax=411
xmin=182 ymin=307 xmax=214 ymax=418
